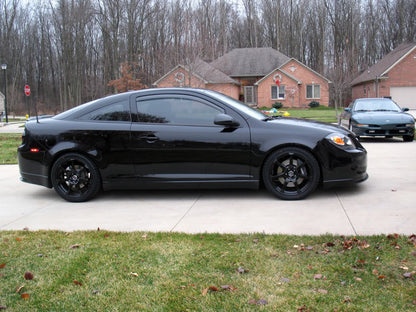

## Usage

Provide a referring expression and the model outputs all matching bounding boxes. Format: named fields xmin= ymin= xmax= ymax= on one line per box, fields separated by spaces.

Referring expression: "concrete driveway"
xmin=0 ymin=138 xmax=415 ymax=235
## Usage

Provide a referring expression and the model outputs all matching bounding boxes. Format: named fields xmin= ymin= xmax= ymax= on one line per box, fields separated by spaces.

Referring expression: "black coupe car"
xmin=18 ymin=88 xmax=368 ymax=202
xmin=339 ymin=98 xmax=415 ymax=141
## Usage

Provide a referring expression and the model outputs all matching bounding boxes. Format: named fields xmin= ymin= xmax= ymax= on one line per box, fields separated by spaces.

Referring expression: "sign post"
xmin=24 ymin=85 xmax=31 ymax=118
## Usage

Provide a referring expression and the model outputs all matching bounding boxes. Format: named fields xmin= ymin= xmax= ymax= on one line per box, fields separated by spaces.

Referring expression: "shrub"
xmin=273 ymin=102 xmax=283 ymax=109
xmin=308 ymin=101 xmax=320 ymax=108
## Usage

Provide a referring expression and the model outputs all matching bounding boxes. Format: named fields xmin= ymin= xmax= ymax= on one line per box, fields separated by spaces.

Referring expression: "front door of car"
xmin=130 ymin=94 xmax=252 ymax=185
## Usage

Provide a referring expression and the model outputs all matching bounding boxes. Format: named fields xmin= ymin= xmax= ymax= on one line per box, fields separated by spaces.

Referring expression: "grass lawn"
xmin=0 ymin=133 xmax=21 ymax=164
xmin=0 ymin=231 xmax=415 ymax=311
xmin=261 ymin=106 xmax=343 ymax=123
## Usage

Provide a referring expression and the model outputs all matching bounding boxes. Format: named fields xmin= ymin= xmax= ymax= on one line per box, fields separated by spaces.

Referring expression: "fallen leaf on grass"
xmin=141 ymin=234 xmax=148 ymax=240
xmin=201 ymin=286 xmax=219 ymax=296
xmin=237 ymin=266 xmax=249 ymax=274
xmin=220 ymin=285 xmax=237 ymax=291
xmin=16 ymin=285 xmax=25 ymax=293
xmin=0 ymin=263 xmax=5 ymax=269
xmin=354 ymin=277 xmax=362 ymax=282
xmin=403 ymin=272 xmax=415 ymax=278
xmin=343 ymin=296 xmax=352 ymax=303
xmin=314 ymin=274 xmax=323 ymax=280
xmin=378 ymin=275 xmax=385 ymax=279
xmin=315 ymin=289 xmax=328 ymax=294
xmin=69 ymin=244 xmax=81 ymax=249
xmin=92 ymin=290 xmax=100 ymax=294
xmin=129 ymin=272 xmax=139 ymax=277
xmin=73 ymin=280 xmax=82 ymax=286
xmin=24 ymin=272 xmax=34 ymax=280
xmin=0 ymin=305 xmax=7 ymax=310
xmin=387 ymin=233 xmax=399 ymax=240
xmin=21 ymin=293 xmax=30 ymax=300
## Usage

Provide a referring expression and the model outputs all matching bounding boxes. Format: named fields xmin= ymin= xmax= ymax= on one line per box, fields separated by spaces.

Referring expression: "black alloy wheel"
xmin=262 ymin=147 xmax=320 ymax=200
xmin=51 ymin=153 xmax=101 ymax=202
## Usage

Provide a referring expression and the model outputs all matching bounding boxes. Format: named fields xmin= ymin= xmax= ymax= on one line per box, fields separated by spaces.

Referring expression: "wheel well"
xmin=259 ymin=144 xmax=323 ymax=187
xmin=48 ymin=150 xmax=101 ymax=183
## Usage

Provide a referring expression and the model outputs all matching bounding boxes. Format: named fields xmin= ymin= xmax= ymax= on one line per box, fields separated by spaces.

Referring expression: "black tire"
xmin=403 ymin=135 xmax=414 ymax=142
xmin=51 ymin=153 xmax=101 ymax=202
xmin=262 ymin=147 xmax=320 ymax=200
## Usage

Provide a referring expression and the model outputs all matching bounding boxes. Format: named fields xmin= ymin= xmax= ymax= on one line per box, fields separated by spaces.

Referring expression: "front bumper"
xmin=315 ymin=136 xmax=368 ymax=187
xmin=352 ymin=124 xmax=414 ymax=137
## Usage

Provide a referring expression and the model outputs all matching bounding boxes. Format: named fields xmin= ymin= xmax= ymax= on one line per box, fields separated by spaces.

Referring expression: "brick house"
xmin=351 ymin=43 xmax=416 ymax=109
xmin=153 ymin=59 xmax=241 ymax=99
xmin=154 ymin=48 xmax=331 ymax=108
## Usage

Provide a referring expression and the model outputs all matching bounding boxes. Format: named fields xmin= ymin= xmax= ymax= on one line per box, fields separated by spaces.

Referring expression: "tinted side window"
xmin=136 ymin=97 xmax=223 ymax=126
xmin=79 ymin=100 xmax=131 ymax=121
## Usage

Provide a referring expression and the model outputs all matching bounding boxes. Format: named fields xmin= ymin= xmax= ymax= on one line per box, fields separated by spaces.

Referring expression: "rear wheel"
xmin=262 ymin=147 xmax=320 ymax=200
xmin=51 ymin=153 xmax=101 ymax=202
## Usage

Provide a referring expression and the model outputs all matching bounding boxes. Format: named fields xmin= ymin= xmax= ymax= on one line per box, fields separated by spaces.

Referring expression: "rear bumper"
xmin=18 ymin=151 xmax=51 ymax=188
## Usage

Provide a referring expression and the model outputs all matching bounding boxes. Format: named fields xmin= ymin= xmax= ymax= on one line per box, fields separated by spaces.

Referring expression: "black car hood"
xmin=352 ymin=111 xmax=415 ymax=124
xmin=267 ymin=117 xmax=350 ymax=135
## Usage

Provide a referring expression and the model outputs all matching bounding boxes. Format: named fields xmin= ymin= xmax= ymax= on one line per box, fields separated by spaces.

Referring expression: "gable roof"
xmin=254 ymin=68 xmax=301 ymax=86
xmin=351 ymin=42 xmax=416 ymax=86
xmin=153 ymin=59 xmax=240 ymax=87
xmin=210 ymin=47 xmax=290 ymax=77
xmin=280 ymin=58 xmax=332 ymax=83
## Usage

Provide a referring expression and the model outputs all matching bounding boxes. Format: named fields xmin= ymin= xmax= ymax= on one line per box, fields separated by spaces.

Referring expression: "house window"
xmin=306 ymin=84 xmax=321 ymax=99
xmin=244 ymin=86 xmax=255 ymax=105
xmin=271 ymin=85 xmax=285 ymax=100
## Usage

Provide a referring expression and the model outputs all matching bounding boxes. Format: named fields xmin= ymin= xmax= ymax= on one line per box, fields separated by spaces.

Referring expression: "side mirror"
xmin=344 ymin=108 xmax=352 ymax=112
xmin=214 ymin=114 xmax=240 ymax=127
xmin=402 ymin=107 xmax=409 ymax=112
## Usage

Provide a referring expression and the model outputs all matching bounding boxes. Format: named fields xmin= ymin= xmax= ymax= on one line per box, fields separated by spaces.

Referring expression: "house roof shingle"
xmin=191 ymin=59 xmax=240 ymax=84
xmin=152 ymin=59 xmax=240 ymax=86
xmin=351 ymin=42 xmax=416 ymax=86
xmin=210 ymin=47 xmax=290 ymax=77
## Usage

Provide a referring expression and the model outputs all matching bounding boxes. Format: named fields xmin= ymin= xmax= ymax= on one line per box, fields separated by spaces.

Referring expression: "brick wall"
xmin=257 ymin=60 xmax=330 ymax=108
xmin=352 ymin=48 xmax=416 ymax=100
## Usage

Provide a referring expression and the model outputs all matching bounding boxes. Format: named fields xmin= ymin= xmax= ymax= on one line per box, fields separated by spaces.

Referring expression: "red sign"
xmin=24 ymin=85 xmax=30 ymax=96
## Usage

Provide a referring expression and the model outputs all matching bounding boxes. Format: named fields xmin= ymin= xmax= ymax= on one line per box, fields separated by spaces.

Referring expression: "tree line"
xmin=1 ymin=0 xmax=415 ymax=114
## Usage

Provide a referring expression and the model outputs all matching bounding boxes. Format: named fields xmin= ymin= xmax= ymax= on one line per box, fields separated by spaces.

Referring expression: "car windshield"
xmin=201 ymin=90 xmax=267 ymax=120
xmin=353 ymin=99 xmax=401 ymax=112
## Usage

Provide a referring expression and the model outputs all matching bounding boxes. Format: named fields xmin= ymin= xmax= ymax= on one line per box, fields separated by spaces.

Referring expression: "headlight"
xmin=326 ymin=133 xmax=355 ymax=147
xmin=405 ymin=123 xmax=415 ymax=127
xmin=356 ymin=124 xmax=369 ymax=127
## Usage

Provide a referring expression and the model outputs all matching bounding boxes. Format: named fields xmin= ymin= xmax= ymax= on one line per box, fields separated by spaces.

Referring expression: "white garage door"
xmin=390 ymin=86 xmax=416 ymax=109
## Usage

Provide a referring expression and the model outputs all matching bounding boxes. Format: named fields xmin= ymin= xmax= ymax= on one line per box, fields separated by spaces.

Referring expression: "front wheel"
xmin=403 ymin=135 xmax=414 ymax=142
xmin=51 ymin=153 xmax=101 ymax=202
xmin=262 ymin=147 xmax=320 ymax=200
